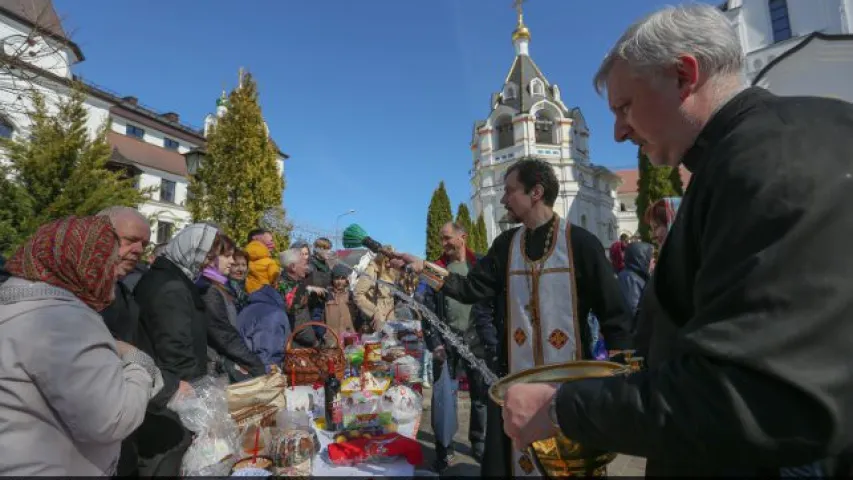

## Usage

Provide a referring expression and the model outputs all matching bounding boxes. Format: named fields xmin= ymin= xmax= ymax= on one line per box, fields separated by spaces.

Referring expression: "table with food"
xmin=172 ymin=317 xmax=428 ymax=477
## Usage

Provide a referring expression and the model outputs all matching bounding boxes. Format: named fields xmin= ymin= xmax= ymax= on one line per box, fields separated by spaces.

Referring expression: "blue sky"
xmin=55 ymin=0 xmax=712 ymax=256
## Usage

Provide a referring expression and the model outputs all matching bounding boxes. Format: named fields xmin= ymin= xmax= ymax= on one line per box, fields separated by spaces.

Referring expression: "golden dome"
xmin=512 ymin=14 xmax=530 ymax=42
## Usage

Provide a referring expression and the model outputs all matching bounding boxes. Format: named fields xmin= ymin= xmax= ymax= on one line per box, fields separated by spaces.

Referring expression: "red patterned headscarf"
xmin=5 ymin=216 xmax=121 ymax=311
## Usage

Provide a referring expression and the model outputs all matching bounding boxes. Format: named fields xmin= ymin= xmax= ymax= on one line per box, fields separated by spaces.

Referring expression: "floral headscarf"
xmin=5 ymin=216 xmax=120 ymax=311
xmin=162 ymin=223 xmax=219 ymax=281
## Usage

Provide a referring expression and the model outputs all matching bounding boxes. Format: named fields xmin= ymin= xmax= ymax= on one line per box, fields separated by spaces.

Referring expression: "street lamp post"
xmin=182 ymin=149 xmax=207 ymax=219
xmin=183 ymin=148 xmax=207 ymax=176
xmin=334 ymin=209 xmax=356 ymax=249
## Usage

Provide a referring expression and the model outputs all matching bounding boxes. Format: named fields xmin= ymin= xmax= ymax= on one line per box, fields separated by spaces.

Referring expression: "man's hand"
xmin=306 ymin=285 xmax=328 ymax=297
xmin=178 ymin=381 xmax=194 ymax=397
xmin=502 ymin=383 xmax=560 ymax=451
xmin=388 ymin=253 xmax=424 ymax=274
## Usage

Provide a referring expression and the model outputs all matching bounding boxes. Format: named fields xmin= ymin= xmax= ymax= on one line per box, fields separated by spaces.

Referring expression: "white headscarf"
xmin=162 ymin=223 xmax=219 ymax=280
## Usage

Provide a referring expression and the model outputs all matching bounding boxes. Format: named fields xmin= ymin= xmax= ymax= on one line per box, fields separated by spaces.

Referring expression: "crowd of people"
xmin=0 ymin=207 xmax=440 ymax=476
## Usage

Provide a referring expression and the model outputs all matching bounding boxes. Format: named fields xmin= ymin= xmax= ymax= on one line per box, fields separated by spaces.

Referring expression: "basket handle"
xmin=285 ymin=321 xmax=342 ymax=351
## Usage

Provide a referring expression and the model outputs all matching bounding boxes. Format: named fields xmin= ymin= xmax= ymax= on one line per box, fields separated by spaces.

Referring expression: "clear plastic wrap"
xmin=390 ymin=355 xmax=421 ymax=383
xmin=169 ymin=375 xmax=241 ymax=476
xmin=342 ymin=391 xmax=393 ymax=431
xmin=381 ymin=385 xmax=422 ymax=424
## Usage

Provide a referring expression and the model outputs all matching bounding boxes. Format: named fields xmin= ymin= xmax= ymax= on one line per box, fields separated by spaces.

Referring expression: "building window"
xmin=530 ymin=78 xmax=545 ymax=96
xmin=126 ymin=124 xmax=145 ymax=139
xmin=0 ymin=117 xmax=13 ymax=139
xmin=503 ymin=83 xmax=517 ymax=100
xmin=620 ymin=203 xmax=627 ymax=212
xmin=156 ymin=221 xmax=174 ymax=244
xmin=160 ymin=179 xmax=175 ymax=204
xmin=769 ymin=0 xmax=791 ymax=43
xmin=534 ymin=110 xmax=557 ymax=145
xmin=495 ymin=116 xmax=514 ymax=150
xmin=164 ymin=138 xmax=179 ymax=150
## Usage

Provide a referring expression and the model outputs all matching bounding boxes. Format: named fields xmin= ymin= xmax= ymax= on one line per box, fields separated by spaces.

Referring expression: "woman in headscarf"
xmin=646 ymin=197 xmax=682 ymax=250
xmin=196 ymin=233 xmax=265 ymax=383
xmin=0 ymin=216 xmax=160 ymax=476
xmin=634 ymin=197 xmax=682 ymax=361
xmin=136 ymin=223 xmax=221 ymax=388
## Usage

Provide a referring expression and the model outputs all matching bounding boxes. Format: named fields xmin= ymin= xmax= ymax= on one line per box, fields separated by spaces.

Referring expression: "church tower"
xmin=469 ymin=3 xmax=621 ymax=246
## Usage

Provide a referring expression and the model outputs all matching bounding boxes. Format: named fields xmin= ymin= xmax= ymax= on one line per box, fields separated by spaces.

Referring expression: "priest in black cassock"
xmin=397 ymin=158 xmax=633 ymax=476
xmin=500 ymin=4 xmax=853 ymax=477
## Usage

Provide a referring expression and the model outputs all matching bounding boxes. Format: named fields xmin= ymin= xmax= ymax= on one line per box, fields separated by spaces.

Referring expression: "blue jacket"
xmin=617 ymin=242 xmax=653 ymax=318
xmin=237 ymin=285 xmax=291 ymax=370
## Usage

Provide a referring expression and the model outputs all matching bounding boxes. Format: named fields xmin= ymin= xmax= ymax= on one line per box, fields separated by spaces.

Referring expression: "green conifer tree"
xmin=635 ymin=148 xmax=681 ymax=241
xmin=425 ymin=181 xmax=453 ymax=261
xmin=669 ymin=165 xmax=684 ymax=196
xmin=455 ymin=203 xmax=475 ymax=251
xmin=188 ymin=71 xmax=285 ymax=245
xmin=473 ymin=213 xmax=489 ymax=254
xmin=0 ymin=87 xmax=148 ymax=254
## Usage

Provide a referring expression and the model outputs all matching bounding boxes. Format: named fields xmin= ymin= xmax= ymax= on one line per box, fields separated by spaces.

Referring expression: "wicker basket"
xmin=283 ymin=322 xmax=346 ymax=386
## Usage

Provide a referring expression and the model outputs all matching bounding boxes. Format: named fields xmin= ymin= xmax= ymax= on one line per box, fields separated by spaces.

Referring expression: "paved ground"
xmin=416 ymin=386 xmax=646 ymax=477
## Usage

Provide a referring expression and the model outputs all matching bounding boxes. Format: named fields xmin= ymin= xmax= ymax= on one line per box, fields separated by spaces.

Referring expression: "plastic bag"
xmin=430 ymin=362 xmax=458 ymax=449
xmin=381 ymin=385 xmax=422 ymax=424
xmin=390 ymin=355 xmax=421 ymax=384
xmin=342 ymin=391 xmax=393 ymax=431
xmin=169 ymin=375 xmax=241 ymax=476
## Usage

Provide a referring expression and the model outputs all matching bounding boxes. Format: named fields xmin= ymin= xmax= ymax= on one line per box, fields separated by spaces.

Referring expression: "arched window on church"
xmin=530 ymin=78 xmax=545 ymax=97
xmin=534 ymin=110 xmax=557 ymax=145
xmin=495 ymin=115 xmax=514 ymax=150
xmin=0 ymin=117 xmax=14 ymax=139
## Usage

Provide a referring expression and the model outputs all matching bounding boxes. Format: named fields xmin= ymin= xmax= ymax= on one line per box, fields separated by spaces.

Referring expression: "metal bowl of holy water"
xmin=489 ymin=361 xmax=629 ymax=478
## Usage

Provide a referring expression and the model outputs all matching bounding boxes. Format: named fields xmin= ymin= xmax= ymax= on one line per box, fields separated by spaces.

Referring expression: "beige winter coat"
xmin=353 ymin=262 xmax=398 ymax=331
xmin=0 ymin=278 xmax=155 ymax=476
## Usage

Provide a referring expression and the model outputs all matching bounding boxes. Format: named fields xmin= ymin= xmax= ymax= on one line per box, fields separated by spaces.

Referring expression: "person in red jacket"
xmin=609 ymin=233 xmax=630 ymax=273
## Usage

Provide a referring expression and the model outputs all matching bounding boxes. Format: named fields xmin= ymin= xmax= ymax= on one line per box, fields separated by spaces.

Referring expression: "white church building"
xmin=721 ymin=0 xmax=853 ymax=102
xmin=0 ymin=0 xmax=287 ymax=245
xmin=468 ymin=7 xmax=621 ymax=247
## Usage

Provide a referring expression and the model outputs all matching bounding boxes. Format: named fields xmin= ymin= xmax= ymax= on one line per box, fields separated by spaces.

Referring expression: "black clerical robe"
xmin=552 ymin=88 xmax=853 ymax=475
xmin=441 ymin=218 xmax=632 ymax=476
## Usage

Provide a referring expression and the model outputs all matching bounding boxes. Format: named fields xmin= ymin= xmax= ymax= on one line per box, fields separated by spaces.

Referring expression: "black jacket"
xmin=121 ymin=263 xmax=149 ymax=293
xmin=135 ymin=256 xmax=209 ymax=393
xmin=101 ymin=281 xmax=180 ymax=410
xmin=197 ymin=276 xmax=265 ymax=378
xmin=554 ymin=88 xmax=853 ymax=475
xmin=100 ymin=280 xmax=187 ymax=476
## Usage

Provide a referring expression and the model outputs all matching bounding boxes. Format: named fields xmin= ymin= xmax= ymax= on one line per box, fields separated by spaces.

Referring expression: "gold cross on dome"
xmin=512 ymin=0 xmax=528 ymax=16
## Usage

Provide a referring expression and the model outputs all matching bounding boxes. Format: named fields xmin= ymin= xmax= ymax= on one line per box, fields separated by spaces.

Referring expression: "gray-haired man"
xmin=501 ymin=4 xmax=853 ymax=476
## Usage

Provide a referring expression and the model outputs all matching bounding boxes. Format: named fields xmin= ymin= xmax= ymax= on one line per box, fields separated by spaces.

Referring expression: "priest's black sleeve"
xmin=440 ymin=230 xmax=511 ymax=304
xmin=570 ymin=227 xmax=632 ymax=351
xmin=554 ymin=117 xmax=853 ymax=468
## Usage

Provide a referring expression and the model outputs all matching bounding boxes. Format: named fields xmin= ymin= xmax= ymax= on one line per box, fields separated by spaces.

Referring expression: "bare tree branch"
xmin=0 ymin=2 xmax=76 ymax=118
